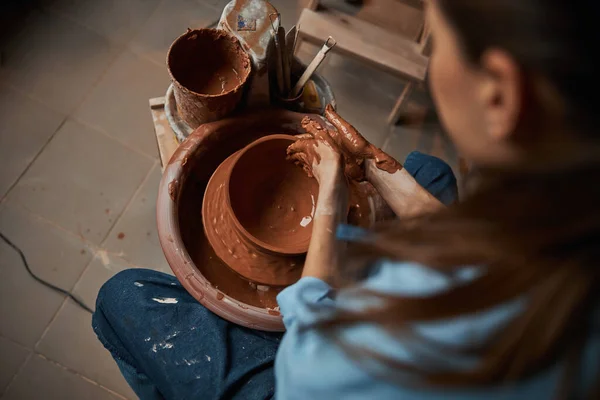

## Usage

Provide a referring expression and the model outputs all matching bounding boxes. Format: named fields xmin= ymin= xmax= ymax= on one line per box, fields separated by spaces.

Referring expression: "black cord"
xmin=0 ymin=231 xmax=94 ymax=314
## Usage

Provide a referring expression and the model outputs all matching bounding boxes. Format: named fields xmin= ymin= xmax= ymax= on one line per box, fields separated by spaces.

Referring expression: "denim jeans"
xmin=92 ymin=151 xmax=458 ymax=400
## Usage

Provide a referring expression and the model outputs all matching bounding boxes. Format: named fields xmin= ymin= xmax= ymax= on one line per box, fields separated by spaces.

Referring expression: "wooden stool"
xmin=294 ymin=1 xmax=430 ymax=125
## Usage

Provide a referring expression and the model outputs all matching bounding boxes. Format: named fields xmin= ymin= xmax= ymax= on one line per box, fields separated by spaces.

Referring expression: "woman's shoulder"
xmin=359 ymin=259 xmax=483 ymax=296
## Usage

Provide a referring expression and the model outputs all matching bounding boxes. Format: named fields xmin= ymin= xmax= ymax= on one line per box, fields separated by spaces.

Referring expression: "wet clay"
xmin=300 ymin=104 xmax=402 ymax=181
xmin=286 ymin=125 xmax=341 ymax=179
xmin=168 ymin=29 xmax=248 ymax=95
xmin=203 ymin=135 xmax=318 ymax=287
xmin=229 ymin=136 xmax=318 ymax=253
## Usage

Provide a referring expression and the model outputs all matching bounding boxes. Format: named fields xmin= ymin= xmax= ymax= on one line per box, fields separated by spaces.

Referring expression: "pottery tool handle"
xmin=291 ymin=37 xmax=336 ymax=97
xmin=272 ymin=31 xmax=285 ymax=95
xmin=277 ymin=26 xmax=291 ymax=94
xmin=269 ymin=13 xmax=285 ymax=95
xmin=285 ymin=25 xmax=298 ymax=69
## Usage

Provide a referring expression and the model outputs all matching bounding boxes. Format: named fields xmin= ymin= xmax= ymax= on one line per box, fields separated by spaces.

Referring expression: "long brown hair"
xmin=319 ymin=0 xmax=600 ymax=395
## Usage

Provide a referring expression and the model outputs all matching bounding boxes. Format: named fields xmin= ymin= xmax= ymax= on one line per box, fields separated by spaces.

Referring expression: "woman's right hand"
xmin=302 ymin=104 xmax=401 ymax=182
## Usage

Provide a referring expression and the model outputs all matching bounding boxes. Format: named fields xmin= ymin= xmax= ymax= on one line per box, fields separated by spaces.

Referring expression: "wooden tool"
xmin=285 ymin=25 xmax=298 ymax=69
xmin=277 ymin=26 xmax=291 ymax=94
xmin=269 ymin=13 xmax=285 ymax=95
xmin=291 ymin=37 xmax=336 ymax=97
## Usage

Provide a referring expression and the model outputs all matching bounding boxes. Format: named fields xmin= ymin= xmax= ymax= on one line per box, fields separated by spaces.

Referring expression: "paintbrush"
xmin=291 ymin=37 xmax=336 ymax=97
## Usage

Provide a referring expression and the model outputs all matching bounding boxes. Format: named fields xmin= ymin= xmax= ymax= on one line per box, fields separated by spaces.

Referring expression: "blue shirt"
xmin=275 ymin=260 xmax=599 ymax=399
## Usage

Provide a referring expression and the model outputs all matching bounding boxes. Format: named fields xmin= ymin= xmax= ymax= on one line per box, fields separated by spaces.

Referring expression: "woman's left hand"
xmin=286 ymin=119 xmax=344 ymax=188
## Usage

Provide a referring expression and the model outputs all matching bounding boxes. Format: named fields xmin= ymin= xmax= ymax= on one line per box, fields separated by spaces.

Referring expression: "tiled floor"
xmin=0 ymin=0 xmax=455 ymax=398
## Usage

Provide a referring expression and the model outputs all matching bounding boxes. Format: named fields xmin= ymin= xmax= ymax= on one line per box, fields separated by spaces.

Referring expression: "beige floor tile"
xmin=36 ymin=299 xmax=137 ymax=399
xmin=130 ymin=0 xmax=222 ymax=66
xmin=0 ymin=85 xmax=65 ymax=198
xmin=73 ymin=50 xmax=170 ymax=158
xmin=103 ymin=164 xmax=170 ymax=273
xmin=7 ymin=119 xmax=154 ymax=245
xmin=46 ymin=0 xmax=161 ymax=44
xmin=72 ymin=254 xmax=142 ymax=312
xmin=0 ymin=202 xmax=93 ymax=290
xmin=0 ymin=10 xmax=120 ymax=114
xmin=0 ymin=230 xmax=65 ymax=348
xmin=0 ymin=336 xmax=31 ymax=395
xmin=3 ymin=354 xmax=125 ymax=400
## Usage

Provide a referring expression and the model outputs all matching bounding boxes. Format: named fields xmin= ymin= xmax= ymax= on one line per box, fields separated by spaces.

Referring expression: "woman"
xmin=93 ymin=0 xmax=600 ymax=398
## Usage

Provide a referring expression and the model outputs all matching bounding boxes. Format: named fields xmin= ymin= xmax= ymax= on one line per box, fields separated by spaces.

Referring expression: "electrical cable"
xmin=0 ymin=18 xmax=223 ymax=317
xmin=0 ymin=231 xmax=94 ymax=314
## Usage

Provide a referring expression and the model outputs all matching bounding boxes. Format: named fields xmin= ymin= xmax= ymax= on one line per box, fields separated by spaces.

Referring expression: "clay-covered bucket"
xmin=167 ymin=29 xmax=251 ymax=128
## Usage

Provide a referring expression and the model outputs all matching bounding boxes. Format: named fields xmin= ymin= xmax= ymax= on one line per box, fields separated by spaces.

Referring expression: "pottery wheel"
xmin=158 ymin=110 xmax=381 ymax=332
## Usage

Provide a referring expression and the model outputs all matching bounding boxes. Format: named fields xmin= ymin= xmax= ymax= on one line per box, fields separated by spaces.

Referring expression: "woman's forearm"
xmin=301 ymin=174 xmax=348 ymax=285
xmin=365 ymin=159 xmax=443 ymax=218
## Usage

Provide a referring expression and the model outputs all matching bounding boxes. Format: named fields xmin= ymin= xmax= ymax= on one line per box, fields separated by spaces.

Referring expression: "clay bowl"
xmin=202 ymin=135 xmax=318 ymax=287
xmin=157 ymin=110 xmax=387 ymax=331
xmin=167 ymin=28 xmax=251 ymax=129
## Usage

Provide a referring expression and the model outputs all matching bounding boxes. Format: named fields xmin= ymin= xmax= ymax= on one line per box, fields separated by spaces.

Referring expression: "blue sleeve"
xmin=275 ymin=261 xmax=524 ymax=400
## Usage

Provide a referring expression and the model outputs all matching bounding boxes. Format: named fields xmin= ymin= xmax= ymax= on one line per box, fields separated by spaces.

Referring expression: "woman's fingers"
xmin=295 ymin=133 xmax=313 ymax=140
xmin=301 ymin=116 xmax=327 ymax=135
xmin=325 ymin=104 xmax=371 ymax=157
xmin=286 ymin=150 xmax=314 ymax=177
xmin=323 ymin=104 xmax=349 ymax=134
xmin=287 ymin=139 xmax=309 ymax=156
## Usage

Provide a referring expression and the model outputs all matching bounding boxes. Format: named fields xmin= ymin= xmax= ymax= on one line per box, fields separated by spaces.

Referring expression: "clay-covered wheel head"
xmin=228 ymin=134 xmax=318 ymax=255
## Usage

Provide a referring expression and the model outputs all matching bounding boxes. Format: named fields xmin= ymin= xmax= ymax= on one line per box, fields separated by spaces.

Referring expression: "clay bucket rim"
xmin=166 ymin=28 xmax=252 ymax=99
xmin=224 ymin=134 xmax=312 ymax=256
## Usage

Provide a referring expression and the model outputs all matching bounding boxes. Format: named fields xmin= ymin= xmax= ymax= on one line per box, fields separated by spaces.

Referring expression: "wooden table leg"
xmin=387 ymin=82 xmax=415 ymax=125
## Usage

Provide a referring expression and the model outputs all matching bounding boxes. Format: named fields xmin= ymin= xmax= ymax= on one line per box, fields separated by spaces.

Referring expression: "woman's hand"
xmin=287 ymin=122 xmax=349 ymax=284
xmin=298 ymin=105 xmax=402 ymax=183
xmin=287 ymin=121 xmax=344 ymax=188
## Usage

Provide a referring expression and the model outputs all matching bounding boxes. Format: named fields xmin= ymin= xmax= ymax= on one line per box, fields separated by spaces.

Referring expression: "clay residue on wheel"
xmin=168 ymin=29 xmax=250 ymax=96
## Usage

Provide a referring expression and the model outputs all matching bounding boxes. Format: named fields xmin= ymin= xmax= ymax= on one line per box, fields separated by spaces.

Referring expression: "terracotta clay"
xmin=229 ymin=135 xmax=318 ymax=254
xmin=167 ymin=29 xmax=251 ymax=128
xmin=157 ymin=110 xmax=390 ymax=332
xmin=203 ymin=135 xmax=318 ymax=286
xmin=300 ymin=104 xmax=403 ymax=182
